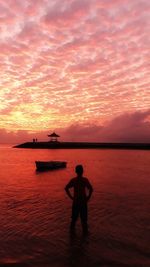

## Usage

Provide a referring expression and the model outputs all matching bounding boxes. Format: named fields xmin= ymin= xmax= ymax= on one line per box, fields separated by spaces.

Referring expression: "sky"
xmin=0 ymin=0 xmax=150 ymax=143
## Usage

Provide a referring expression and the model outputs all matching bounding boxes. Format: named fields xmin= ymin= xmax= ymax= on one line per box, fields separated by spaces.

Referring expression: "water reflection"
xmin=0 ymin=147 xmax=150 ymax=266
xmin=68 ymin=230 xmax=90 ymax=267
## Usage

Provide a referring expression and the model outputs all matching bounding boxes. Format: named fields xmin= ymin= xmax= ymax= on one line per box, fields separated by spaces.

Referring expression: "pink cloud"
xmin=60 ymin=110 xmax=150 ymax=143
xmin=44 ymin=0 xmax=92 ymax=26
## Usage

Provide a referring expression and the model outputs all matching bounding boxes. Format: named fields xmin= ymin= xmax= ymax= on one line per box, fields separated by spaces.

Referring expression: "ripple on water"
xmin=0 ymin=148 xmax=150 ymax=267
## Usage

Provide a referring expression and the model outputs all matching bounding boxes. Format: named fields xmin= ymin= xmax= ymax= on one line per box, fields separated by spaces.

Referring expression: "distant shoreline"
xmin=13 ymin=142 xmax=150 ymax=150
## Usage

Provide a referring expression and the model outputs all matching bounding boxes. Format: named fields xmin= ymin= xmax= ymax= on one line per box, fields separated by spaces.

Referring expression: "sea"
xmin=0 ymin=144 xmax=150 ymax=267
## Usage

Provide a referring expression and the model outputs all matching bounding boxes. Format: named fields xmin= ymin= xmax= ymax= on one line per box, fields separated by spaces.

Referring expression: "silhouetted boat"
xmin=35 ymin=161 xmax=67 ymax=171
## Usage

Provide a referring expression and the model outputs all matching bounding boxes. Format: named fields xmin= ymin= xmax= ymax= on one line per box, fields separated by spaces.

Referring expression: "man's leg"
xmin=80 ymin=204 xmax=88 ymax=233
xmin=70 ymin=204 xmax=79 ymax=230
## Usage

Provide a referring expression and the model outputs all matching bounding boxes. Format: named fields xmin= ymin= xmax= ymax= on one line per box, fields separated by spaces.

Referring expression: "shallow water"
xmin=0 ymin=145 xmax=150 ymax=266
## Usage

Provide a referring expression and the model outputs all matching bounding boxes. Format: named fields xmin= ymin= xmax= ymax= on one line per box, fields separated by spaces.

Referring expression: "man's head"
xmin=75 ymin=165 xmax=83 ymax=176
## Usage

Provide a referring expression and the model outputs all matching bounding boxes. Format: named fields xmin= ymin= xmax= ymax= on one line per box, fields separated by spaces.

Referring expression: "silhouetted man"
xmin=65 ymin=165 xmax=93 ymax=234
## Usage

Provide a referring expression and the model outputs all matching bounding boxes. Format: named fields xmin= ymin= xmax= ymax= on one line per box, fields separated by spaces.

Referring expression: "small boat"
xmin=35 ymin=161 xmax=67 ymax=171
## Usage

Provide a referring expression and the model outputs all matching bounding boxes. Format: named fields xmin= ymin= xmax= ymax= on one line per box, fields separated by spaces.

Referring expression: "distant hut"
xmin=48 ymin=132 xmax=60 ymax=142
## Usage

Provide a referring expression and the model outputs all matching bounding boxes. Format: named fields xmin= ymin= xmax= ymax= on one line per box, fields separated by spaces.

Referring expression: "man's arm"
xmin=86 ymin=179 xmax=93 ymax=201
xmin=65 ymin=179 xmax=74 ymax=200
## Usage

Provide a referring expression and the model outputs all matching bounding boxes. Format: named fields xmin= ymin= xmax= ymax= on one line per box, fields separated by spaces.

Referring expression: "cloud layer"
xmin=0 ymin=0 xmax=150 ymax=141
xmin=1 ymin=110 xmax=150 ymax=143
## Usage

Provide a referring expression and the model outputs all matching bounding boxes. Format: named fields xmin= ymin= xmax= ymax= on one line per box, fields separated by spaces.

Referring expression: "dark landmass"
xmin=13 ymin=142 xmax=150 ymax=150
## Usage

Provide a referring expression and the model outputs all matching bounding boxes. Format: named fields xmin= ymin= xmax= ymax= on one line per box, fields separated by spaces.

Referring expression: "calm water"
xmin=0 ymin=145 xmax=150 ymax=267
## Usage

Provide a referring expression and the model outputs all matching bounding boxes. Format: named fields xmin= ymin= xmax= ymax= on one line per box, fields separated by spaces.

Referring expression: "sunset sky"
xmin=0 ymin=0 xmax=150 ymax=143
